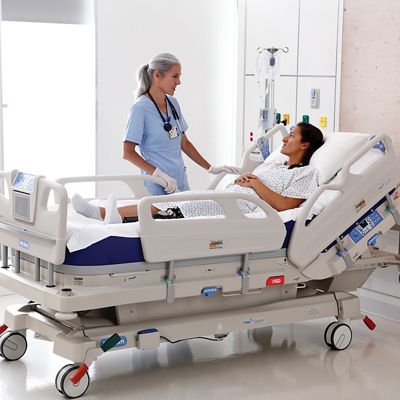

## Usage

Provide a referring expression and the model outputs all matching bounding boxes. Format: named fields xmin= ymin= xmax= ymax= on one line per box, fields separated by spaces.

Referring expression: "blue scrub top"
xmin=123 ymin=95 xmax=190 ymax=195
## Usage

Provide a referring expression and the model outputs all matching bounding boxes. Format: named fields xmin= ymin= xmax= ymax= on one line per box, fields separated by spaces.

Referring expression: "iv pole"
xmin=255 ymin=46 xmax=289 ymax=153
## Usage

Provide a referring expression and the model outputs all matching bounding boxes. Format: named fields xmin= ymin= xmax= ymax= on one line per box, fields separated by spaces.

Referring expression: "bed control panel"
xmin=11 ymin=171 xmax=40 ymax=223
xmin=348 ymin=210 xmax=383 ymax=243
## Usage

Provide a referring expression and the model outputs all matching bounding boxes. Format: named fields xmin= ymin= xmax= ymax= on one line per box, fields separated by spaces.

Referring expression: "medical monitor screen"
xmin=12 ymin=172 xmax=36 ymax=193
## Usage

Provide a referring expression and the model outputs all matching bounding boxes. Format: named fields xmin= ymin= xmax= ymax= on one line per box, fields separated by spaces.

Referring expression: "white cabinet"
xmin=238 ymin=0 xmax=343 ymax=160
xmin=298 ymin=0 xmax=340 ymax=76
xmin=245 ymin=0 xmax=299 ymax=75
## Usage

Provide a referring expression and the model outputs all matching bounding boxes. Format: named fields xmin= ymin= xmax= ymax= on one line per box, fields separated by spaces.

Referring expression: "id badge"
xmin=168 ymin=127 xmax=178 ymax=139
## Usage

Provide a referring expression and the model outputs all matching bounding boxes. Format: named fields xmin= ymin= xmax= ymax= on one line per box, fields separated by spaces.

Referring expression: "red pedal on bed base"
xmin=363 ymin=315 xmax=376 ymax=330
xmin=0 ymin=324 xmax=8 ymax=334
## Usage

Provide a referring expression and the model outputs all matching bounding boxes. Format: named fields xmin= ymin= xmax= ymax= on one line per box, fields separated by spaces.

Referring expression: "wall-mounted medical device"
xmin=310 ymin=88 xmax=320 ymax=109
xmin=12 ymin=171 xmax=41 ymax=223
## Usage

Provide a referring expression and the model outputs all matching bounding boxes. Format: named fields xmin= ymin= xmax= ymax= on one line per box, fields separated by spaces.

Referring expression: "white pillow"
xmin=310 ymin=132 xmax=370 ymax=184
xmin=264 ymin=146 xmax=288 ymax=164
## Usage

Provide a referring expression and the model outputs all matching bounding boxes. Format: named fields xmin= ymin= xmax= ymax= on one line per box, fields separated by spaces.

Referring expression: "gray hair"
xmin=135 ymin=53 xmax=180 ymax=99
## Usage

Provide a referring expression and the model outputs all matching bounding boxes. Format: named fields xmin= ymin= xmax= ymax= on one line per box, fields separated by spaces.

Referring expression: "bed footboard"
xmin=0 ymin=170 xmax=68 ymax=265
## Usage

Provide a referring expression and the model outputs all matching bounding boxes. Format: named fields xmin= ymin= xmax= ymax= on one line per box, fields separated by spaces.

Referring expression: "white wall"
xmin=95 ymin=0 xmax=237 ymax=195
xmin=340 ymin=0 xmax=400 ymax=154
xmin=340 ymin=0 xmax=400 ymax=321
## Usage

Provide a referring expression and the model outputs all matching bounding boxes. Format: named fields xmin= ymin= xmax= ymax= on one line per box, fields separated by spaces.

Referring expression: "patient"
xmin=72 ymin=122 xmax=323 ymax=223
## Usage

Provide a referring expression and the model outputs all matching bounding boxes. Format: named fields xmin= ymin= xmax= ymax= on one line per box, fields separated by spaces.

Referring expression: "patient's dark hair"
xmin=297 ymin=122 xmax=324 ymax=166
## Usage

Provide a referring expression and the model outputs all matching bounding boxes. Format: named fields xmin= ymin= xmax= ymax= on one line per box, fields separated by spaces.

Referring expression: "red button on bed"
xmin=266 ymin=275 xmax=285 ymax=286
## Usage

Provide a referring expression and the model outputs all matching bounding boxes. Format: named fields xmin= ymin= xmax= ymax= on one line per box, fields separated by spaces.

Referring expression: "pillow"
xmin=309 ymin=132 xmax=370 ymax=184
xmin=264 ymin=146 xmax=288 ymax=164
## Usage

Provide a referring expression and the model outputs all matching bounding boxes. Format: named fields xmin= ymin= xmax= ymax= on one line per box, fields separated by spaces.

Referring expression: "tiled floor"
xmin=0 ymin=294 xmax=400 ymax=400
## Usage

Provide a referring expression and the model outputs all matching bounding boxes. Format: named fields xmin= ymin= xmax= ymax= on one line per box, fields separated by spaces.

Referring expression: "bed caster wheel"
xmin=324 ymin=322 xmax=352 ymax=351
xmin=0 ymin=331 xmax=27 ymax=361
xmin=324 ymin=322 xmax=337 ymax=348
xmin=55 ymin=364 xmax=74 ymax=394
xmin=56 ymin=364 xmax=90 ymax=398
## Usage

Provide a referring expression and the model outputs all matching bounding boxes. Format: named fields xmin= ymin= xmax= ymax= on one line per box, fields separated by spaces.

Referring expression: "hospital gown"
xmin=154 ymin=161 xmax=319 ymax=218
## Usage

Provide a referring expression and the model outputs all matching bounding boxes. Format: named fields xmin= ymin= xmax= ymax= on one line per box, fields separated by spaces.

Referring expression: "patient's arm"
xmin=236 ymin=177 xmax=304 ymax=211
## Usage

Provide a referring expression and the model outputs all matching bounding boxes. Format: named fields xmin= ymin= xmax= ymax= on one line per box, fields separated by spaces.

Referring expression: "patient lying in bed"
xmin=72 ymin=122 xmax=323 ymax=223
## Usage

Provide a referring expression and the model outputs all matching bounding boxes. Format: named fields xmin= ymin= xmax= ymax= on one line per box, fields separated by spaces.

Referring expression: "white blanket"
xmin=67 ymin=201 xmax=141 ymax=252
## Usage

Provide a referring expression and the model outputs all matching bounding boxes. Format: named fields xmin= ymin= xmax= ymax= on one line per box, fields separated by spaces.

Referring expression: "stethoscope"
xmin=147 ymin=92 xmax=184 ymax=136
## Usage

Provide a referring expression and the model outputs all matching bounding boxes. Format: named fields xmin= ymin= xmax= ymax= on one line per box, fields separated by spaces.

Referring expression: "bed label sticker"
xmin=307 ymin=307 xmax=320 ymax=316
xmin=355 ymin=199 xmax=366 ymax=212
xmin=242 ymin=317 xmax=265 ymax=326
xmin=209 ymin=240 xmax=223 ymax=250
xmin=266 ymin=275 xmax=285 ymax=286
xmin=19 ymin=239 xmax=29 ymax=249
xmin=73 ymin=277 xmax=84 ymax=286
xmin=100 ymin=335 xmax=127 ymax=348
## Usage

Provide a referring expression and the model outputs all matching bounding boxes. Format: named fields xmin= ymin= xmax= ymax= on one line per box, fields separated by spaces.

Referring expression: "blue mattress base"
xmin=64 ymin=220 xmax=295 ymax=266
xmin=65 ymin=236 xmax=144 ymax=266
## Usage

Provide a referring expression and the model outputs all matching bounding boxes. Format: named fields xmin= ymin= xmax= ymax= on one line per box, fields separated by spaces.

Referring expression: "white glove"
xmin=208 ymin=165 xmax=241 ymax=175
xmin=153 ymin=168 xmax=179 ymax=194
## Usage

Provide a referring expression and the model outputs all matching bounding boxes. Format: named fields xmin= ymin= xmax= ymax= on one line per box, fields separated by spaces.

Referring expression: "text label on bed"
xmin=209 ymin=240 xmax=223 ymax=249
xmin=100 ymin=336 xmax=127 ymax=348
xmin=19 ymin=239 xmax=29 ymax=249
xmin=266 ymin=275 xmax=285 ymax=286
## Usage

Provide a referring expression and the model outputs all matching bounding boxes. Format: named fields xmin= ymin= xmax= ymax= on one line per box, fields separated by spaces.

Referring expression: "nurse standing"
xmin=123 ymin=53 xmax=239 ymax=195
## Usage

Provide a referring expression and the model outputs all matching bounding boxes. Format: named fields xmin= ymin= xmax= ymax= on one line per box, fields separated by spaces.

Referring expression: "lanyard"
xmin=147 ymin=92 xmax=170 ymax=124
xmin=147 ymin=92 xmax=183 ymax=134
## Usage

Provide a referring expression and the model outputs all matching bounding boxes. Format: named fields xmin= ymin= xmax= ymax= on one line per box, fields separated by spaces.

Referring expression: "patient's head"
xmin=281 ymin=122 xmax=323 ymax=167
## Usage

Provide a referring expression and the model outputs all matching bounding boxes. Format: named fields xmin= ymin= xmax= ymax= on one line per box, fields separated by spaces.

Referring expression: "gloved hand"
xmin=153 ymin=168 xmax=179 ymax=194
xmin=208 ymin=165 xmax=241 ymax=175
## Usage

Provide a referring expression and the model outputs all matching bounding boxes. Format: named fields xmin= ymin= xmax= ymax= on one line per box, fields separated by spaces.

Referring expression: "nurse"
xmin=123 ymin=53 xmax=240 ymax=195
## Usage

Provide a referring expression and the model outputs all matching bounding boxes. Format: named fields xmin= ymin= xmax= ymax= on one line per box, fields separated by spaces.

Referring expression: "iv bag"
xmin=255 ymin=51 xmax=281 ymax=83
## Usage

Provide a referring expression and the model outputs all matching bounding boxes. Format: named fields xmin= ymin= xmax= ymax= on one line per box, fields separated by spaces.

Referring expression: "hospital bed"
xmin=0 ymin=125 xmax=400 ymax=398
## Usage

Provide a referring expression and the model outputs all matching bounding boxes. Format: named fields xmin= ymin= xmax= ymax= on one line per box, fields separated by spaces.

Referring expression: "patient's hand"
xmin=234 ymin=173 xmax=258 ymax=187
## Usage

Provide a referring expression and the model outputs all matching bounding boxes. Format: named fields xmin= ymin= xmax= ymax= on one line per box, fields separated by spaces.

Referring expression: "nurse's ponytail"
xmin=135 ymin=53 xmax=180 ymax=99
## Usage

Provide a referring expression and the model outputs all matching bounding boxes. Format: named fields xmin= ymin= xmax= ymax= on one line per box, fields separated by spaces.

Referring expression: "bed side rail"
xmin=0 ymin=170 xmax=68 ymax=265
xmin=56 ymin=174 xmax=166 ymax=199
xmin=138 ymin=191 xmax=286 ymax=263
xmin=288 ymin=133 xmax=400 ymax=271
xmin=207 ymin=123 xmax=288 ymax=190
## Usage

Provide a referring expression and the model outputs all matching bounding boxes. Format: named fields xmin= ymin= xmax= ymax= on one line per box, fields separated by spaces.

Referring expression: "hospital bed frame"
xmin=0 ymin=128 xmax=400 ymax=398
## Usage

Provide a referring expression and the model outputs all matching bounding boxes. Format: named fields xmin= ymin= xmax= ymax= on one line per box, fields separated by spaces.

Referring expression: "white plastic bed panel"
xmin=0 ymin=170 xmax=68 ymax=265
xmin=288 ymin=133 xmax=400 ymax=276
xmin=138 ymin=191 xmax=286 ymax=263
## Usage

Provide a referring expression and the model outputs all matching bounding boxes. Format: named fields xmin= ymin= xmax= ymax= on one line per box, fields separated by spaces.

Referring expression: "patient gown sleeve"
xmin=281 ymin=166 xmax=319 ymax=199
